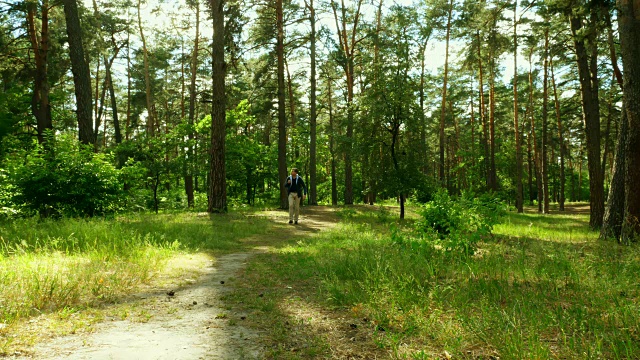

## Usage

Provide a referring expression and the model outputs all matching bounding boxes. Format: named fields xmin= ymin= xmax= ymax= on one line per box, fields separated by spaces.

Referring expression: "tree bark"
xmin=477 ymin=31 xmax=489 ymax=189
xmin=618 ymin=0 xmax=640 ymax=241
xmin=528 ymin=48 xmax=543 ymax=212
xmin=327 ymin=75 xmax=338 ymax=206
xmin=285 ymin=58 xmax=298 ymax=160
xmin=570 ymin=12 xmax=604 ymax=228
xmin=488 ymin=56 xmax=497 ymax=192
xmin=208 ymin=0 xmax=227 ymax=213
xmin=438 ymin=0 xmax=453 ymax=187
xmin=513 ymin=5 xmax=523 ymax=213
xmin=601 ymin=101 xmax=627 ymax=241
xmin=186 ymin=1 xmax=200 ymax=208
xmin=277 ymin=0 xmax=288 ymax=209
xmin=62 ymin=0 xmax=94 ymax=145
xmin=138 ymin=0 xmax=155 ymax=137
xmin=541 ymin=29 xmax=550 ymax=213
xmin=107 ymin=59 xmax=121 ymax=144
xmin=307 ymin=0 xmax=318 ymax=205
xmin=331 ymin=0 xmax=363 ymax=205
xmin=550 ymin=56 xmax=565 ymax=211
xmin=126 ymin=21 xmax=131 ymax=141
xmin=26 ymin=1 xmax=52 ymax=145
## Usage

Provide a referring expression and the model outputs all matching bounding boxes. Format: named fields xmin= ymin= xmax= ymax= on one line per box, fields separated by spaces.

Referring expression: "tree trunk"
xmin=469 ymin=76 xmax=476 ymax=172
xmin=185 ymin=0 xmax=200 ymax=208
xmin=477 ymin=31 xmax=489 ymax=189
xmin=618 ymin=0 xmax=640 ymax=241
xmin=138 ymin=0 xmax=155 ymax=137
xmin=550 ymin=57 xmax=565 ymax=211
xmin=95 ymin=66 xmax=107 ymax=149
xmin=307 ymin=0 xmax=318 ymax=205
xmin=420 ymin=42 xmax=427 ymax=173
xmin=601 ymin=101 xmax=627 ymax=241
xmin=527 ymin=131 xmax=534 ymax=205
xmin=208 ymin=0 xmax=227 ymax=213
xmin=126 ymin=22 xmax=131 ymax=141
xmin=570 ymin=13 xmax=604 ymax=229
xmin=62 ymin=0 xmax=94 ymax=145
xmin=541 ymin=29 xmax=550 ymax=213
xmin=277 ymin=0 xmax=288 ymax=209
xmin=513 ymin=5 xmax=523 ymax=213
xmin=107 ymin=61 xmax=121 ymax=144
xmin=389 ymin=123 xmax=403 ymax=219
xmin=26 ymin=1 xmax=52 ymax=145
xmin=602 ymin=77 xmax=615 ymax=182
xmin=438 ymin=0 xmax=453 ymax=187
xmin=488 ymin=56 xmax=497 ymax=192
xmin=528 ymin=48 xmax=543 ymax=212
xmin=327 ymin=75 xmax=338 ymax=206
xmin=285 ymin=58 xmax=298 ymax=160
xmin=331 ymin=0 xmax=363 ymax=205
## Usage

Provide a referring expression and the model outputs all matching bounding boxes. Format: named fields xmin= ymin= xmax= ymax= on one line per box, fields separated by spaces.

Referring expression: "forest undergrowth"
xmin=229 ymin=202 xmax=640 ymax=359
xmin=1 ymin=204 xmax=638 ymax=359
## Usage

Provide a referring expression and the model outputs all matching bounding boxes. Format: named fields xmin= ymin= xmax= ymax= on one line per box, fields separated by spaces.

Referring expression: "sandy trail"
xmin=14 ymin=207 xmax=338 ymax=360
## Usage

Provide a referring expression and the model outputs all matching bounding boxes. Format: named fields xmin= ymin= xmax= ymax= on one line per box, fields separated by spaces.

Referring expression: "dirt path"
xmin=14 ymin=207 xmax=339 ymax=360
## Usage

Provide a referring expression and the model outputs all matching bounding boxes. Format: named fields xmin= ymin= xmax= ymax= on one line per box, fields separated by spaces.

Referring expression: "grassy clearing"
xmin=0 ymin=211 xmax=275 ymax=354
xmin=231 ymin=206 xmax=640 ymax=359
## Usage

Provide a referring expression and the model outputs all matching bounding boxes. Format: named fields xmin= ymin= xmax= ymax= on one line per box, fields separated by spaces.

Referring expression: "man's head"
xmin=291 ymin=168 xmax=298 ymax=177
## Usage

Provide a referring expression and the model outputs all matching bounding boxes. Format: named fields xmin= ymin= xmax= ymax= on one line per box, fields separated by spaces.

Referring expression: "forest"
xmin=1 ymin=0 xmax=640 ymax=357
xmin=0 ymin=0 xmax=639 ymax=241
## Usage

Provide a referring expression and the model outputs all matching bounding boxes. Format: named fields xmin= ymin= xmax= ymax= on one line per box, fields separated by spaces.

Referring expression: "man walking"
xmin=285 ymin=168 xmax=307 ymax=224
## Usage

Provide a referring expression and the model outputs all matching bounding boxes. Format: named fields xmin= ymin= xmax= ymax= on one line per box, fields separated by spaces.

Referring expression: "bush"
xmin=0 ymin=168 xmax=18 ymax=219
xmin=10 ymin=134 xmax=123 ymax=217
xmin=417 ymin=190 xmax=505 ymax=255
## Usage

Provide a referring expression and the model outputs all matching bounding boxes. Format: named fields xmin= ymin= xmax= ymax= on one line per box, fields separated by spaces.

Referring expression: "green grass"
xmin=494 ymin=212 xmax=597 ymax=243
xmin=0 ymin=211 xmax=275 ymax=327
xmin=238 ymin=207 xmax=640 ymax=359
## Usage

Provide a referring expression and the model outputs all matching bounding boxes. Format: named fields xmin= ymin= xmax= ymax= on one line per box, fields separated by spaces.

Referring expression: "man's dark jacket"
xmin=285 ymin=175 xmax=307 ymax=197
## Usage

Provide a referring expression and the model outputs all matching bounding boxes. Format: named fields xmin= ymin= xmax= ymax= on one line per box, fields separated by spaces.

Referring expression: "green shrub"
xmin=0 ymin=168 xmax=18 ymax=218
xmin=418 ymin=190 xmax=505 ymax=255
xmin=10 ymin=134 xmax=123 ymax=217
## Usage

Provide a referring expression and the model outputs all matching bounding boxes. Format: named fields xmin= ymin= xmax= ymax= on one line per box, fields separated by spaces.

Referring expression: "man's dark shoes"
xmin=294 ymin=221 xmax=298 ymax=224
xmin=289 ymin=220 xmax=293 ymax=224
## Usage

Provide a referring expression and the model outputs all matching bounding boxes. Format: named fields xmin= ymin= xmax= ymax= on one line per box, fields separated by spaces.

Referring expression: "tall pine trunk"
xmin=138 ymin=0 xmax=155 ymax=137
xmin=327 ymin=76 xmax=338 ymax=206
xmin=438 ymin=0 xmax=453 ymax=187
xmin=307 ymin=0 xmax=317 ymax=205
xmin=62 ymin=0 xmax=94 ymax=145
xmin=331 ymin=0 xmax=363 ymax=205
xmin=601 ymin=102 xmax=627 ymax=240
xmin=185 ymin=1 xmax=200 ymax=208
xmin=277 ymin=0 xmax=288 ymax=209
xmin=107 ymin=61 xmax=121 ymax=144
xmin=618 ymin=0 xmax=640 ymax=241
xmin=550 ymin=57 xmax=565 ymax=211
xmin=477 ymin=31 xmax=489 ymax=189
xmin=208 ymin=0 xmax=227 ymax=213
xmin=488 ymin=56 xmax=497 ymax=192
xmin=26 ymin=1 xmax=52 ymax=145
xmin=541 ymin=29 xmax=550 ymax=213
xmin=513 ymin=4 xmax=523 ymax=212
xmin=528 ymin=48 xmax=543 ymax=212
xmin=570 ymin=12 xmax=604 ymax=228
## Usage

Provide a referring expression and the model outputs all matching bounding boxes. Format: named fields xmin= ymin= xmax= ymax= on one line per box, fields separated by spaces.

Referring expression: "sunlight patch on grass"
xmin=494 ymin=212 xmax=598 ymax=243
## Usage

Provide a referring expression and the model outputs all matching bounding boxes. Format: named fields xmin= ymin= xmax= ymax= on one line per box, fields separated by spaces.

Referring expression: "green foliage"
xmin=417 ymin=190 xmax=505 ymax=254
xmin=10 ymin=134 xmax=123 ymax=218
xmin=0 ymin=168 xmax=17 ymax=218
